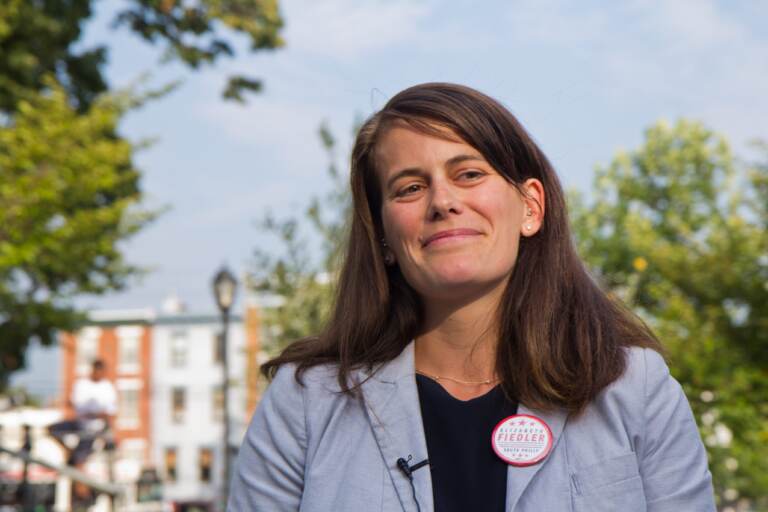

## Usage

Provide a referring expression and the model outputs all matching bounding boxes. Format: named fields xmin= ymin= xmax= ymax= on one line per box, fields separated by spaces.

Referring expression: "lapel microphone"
xmin=396 ymin=455 xmax=429 ymax=512
xmin=397 ymin=455 xmax=430 ymax=478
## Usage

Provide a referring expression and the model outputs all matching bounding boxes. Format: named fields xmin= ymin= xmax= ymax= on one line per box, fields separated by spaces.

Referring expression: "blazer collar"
xmin=358 ymin=340 xmax=569 ymax=512
xmin=358 ymin=341 xmax=433 ymax=512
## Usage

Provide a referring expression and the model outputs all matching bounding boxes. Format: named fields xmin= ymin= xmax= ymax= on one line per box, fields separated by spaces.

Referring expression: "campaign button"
xmin=491 ymin=414 xmax=553 ymax=466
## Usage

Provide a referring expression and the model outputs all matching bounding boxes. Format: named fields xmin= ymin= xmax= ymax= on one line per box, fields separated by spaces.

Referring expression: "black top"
xmin=416 ymin=374 xmax=518 ymax=512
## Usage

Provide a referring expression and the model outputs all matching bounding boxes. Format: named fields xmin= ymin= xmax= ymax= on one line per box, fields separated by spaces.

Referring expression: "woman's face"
xmin=375 ymin=123 xmax=544 ymax=303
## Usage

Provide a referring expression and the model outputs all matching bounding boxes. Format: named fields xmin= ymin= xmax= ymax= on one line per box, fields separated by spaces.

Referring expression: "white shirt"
xmin=71 ymin=378 xmax=117 ymax=431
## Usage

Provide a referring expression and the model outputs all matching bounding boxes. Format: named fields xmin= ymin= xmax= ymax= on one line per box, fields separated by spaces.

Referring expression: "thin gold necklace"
xmin=415 ymin=369 xmax=499 ymax=386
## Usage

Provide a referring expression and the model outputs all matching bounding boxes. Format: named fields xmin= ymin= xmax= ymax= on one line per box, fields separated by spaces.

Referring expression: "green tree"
xmin=248 ymin=122 xmax=352 ymax=354
xmin=0 ymin=80 xmax=159 ymax=385
xmin=0 ymin=0 xmax=284 ymax=386
xmin=0 ymin=0 xmax=283 ymax=112
xmin=569 ymin=120 xmax=768 ymax=508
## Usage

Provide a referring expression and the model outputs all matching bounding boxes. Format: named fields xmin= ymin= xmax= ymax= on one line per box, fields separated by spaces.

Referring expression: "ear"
xmin=519 ymin=178 xmax=545 ymax=237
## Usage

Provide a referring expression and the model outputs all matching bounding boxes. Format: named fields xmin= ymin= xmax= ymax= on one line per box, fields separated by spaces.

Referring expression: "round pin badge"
xmin=491 ymin=414 xmax=553 ymax=466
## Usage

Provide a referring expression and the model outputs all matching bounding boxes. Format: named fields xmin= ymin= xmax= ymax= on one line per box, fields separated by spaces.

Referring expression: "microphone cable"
xmin=397 ymin=455 xmax=429 ymax=512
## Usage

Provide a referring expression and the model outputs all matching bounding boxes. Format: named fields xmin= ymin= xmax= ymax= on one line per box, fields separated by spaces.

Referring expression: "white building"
xmin=150 ymin=310 xmax=249 ymax=507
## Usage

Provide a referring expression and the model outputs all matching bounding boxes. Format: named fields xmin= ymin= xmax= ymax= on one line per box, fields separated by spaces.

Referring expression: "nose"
xmin=427 ymin=179 xmax=462 ymax=220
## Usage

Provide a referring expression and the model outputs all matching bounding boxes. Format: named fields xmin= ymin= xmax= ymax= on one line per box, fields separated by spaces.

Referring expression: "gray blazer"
xmin=229 ymin=342 xmax=715 ymax=511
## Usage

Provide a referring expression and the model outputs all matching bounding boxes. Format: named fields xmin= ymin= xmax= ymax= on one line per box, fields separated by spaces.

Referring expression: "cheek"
xmin=474 ymin=189 xmax=523 ymax=237
xmin=381 ymin=205 xmax=421 ymax=246
xmin=471 ymin=192 xmax=524 ymax=271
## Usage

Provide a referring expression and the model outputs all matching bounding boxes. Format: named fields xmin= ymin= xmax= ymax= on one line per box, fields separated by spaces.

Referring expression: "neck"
xmin=415 ymin=280 xmax=505 ymax=382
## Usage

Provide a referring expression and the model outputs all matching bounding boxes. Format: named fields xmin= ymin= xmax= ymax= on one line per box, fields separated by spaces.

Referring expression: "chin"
xmin=427 ymin=259 xmax=496 ymax=283
xmin=404 ymin=260 xmax=514 ymax=299
xmin=420 ymin=272 xmax=500 ymax=297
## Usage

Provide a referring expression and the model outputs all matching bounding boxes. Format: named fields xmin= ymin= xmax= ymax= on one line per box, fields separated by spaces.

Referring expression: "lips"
xmin=422 ymin=228 xmax=482 ymax=247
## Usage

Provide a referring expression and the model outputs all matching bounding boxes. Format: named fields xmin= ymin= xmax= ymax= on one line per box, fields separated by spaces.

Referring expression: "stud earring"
xmin=381 ymin=237 xmax=395 ymax=265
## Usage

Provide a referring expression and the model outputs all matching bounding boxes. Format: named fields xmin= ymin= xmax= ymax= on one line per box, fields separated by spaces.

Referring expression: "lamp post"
xmin=212 ymin=265 xmax=237 ymax=510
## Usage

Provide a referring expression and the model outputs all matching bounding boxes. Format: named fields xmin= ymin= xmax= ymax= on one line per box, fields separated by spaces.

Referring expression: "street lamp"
xmin=212 ymin=265 xmax=237 ymax=510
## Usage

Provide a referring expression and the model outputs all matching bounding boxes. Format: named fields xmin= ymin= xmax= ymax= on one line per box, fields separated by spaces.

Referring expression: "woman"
xmin=229 ymin=83 xmax=715 ymax=511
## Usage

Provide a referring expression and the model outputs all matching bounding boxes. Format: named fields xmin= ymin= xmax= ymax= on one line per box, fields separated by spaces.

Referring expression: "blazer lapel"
xmin=504 ymin=403 xmax=568 ymax=511
xmin=359 ymin=340 xmax=569 ymax=512
xmin=359 ymin=341 xmax=434 ymax=512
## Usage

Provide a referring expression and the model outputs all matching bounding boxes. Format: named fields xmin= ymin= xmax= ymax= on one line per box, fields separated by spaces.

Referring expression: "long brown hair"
xmin=262 ymin=82 xmax=662 ymax=416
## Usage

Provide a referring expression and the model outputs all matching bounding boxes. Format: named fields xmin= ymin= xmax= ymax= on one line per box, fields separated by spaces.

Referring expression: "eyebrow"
xmin=385 ymin=153 xmax=486 ymax=191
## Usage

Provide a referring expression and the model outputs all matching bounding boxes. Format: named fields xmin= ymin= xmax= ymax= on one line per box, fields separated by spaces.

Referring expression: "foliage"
xmin=0 ymin=0 xmax=283 ymax=113
xmin=0 ymin=0 xmax=284 ymax=386
xmin=0 ymin=79 xmax=160 ymax=385
xmin=248 ymin=122 xmax=352 ymax=354
xmin=0 ymin=0 xmax=106 ymax=113
xmin=114 ymin=0 xmax=283 ymax=103
xmin=569 ymin=120 xmax=768 ymax=508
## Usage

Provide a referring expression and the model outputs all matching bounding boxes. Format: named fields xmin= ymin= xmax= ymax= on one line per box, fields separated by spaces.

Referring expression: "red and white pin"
xmin=491 ymin=414 xmax=553 ymax=467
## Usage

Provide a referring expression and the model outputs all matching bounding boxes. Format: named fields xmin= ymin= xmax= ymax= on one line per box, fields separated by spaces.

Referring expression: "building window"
xmin=76 ymin=328 xmax=100 ymax=375
xmin=171 ymin=387 xmax=186 ymax=424
xmin=212 ymin=385 xmax=224 ymax=422
xmin=199 ymin=448 xmax=213 ymax=483
xmin=170 ymin=331 xmax=188 ymax=367
xmin=118 ymin=331 xmax=140 ymax=374
xmin=164 ymin=447 xmax=177 ymax=482
xmin=118 ymin=389 xmax=140 ymax=428
xmin=213 ymin=332 xmax=224 ymax=364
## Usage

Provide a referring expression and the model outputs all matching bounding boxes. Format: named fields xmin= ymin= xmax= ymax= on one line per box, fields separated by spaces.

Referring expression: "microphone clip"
xmin=396 ymin=454 xmax=429 ymax=480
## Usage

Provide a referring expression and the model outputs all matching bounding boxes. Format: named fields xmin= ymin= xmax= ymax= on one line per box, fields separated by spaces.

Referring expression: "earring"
xmin=381 ymin=237 xmax=395 ymax=265
xmin=524 ymin=224 xmax=532 ymax=230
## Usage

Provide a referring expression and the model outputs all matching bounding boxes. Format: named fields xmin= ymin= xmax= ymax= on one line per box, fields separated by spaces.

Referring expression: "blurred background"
xmin=0 ymin=0 xmax=765 ymax=510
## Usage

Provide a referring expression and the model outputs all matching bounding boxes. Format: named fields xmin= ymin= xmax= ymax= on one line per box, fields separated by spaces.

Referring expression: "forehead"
xmin=374 ymin=123 xmax=481 ymax=176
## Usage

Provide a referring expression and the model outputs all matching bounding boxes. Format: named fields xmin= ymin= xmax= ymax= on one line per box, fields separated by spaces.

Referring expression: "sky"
xmin=10 ymin=0 xmax=768 ymax=399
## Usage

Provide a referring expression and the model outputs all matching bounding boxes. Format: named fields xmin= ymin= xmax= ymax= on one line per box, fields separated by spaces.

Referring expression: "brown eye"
xmin=459 ymin=170 xmax=486 ymax=180
xmin=396 ymin=184 xmax=424 ymax=197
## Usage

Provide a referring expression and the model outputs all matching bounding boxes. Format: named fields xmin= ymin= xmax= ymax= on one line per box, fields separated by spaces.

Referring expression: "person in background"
xmin=49 ymin=359 xmax=117 ymax=467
